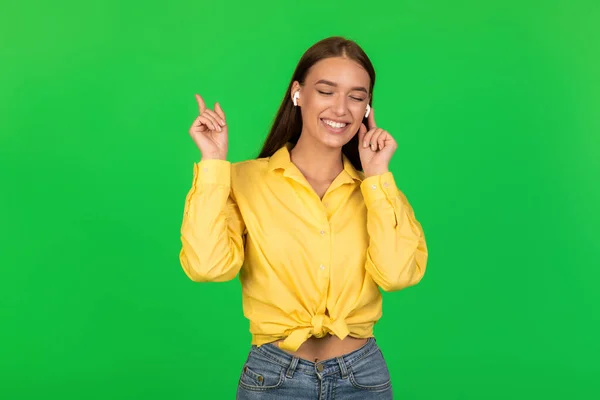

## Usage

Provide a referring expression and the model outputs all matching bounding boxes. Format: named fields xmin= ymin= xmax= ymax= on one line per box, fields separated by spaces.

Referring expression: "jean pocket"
xmin=238 ymin=351 xmax=285 ymax=391
xmin=348 ymin=348 xmax=392 ymax=391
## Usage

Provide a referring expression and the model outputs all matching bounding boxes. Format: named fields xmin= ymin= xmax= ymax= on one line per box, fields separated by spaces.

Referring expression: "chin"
xmin=322 ymin=136 xmax=350 ymax=149
xmin=318 ymin=126 xmax=355 ymax=149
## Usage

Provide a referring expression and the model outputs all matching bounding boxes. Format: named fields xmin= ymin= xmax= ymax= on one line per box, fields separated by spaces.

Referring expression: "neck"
xmin=290 ymin=135 xmax=344 ymax=182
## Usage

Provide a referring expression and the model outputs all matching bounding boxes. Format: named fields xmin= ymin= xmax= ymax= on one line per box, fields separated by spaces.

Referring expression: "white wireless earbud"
xmin=292 ymin=91 xmax=300 ymax=106
xmin=365 ymin=104 xmax=371 ymax=118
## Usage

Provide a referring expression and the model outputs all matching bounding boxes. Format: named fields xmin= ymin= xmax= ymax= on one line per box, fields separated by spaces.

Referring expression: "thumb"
xmin=214 ymin=102 xmax=226 ymax=121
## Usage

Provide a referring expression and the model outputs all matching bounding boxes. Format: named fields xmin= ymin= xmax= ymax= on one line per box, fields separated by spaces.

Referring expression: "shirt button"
xmin=320 ymin=230 xmax=325 ymax=235
xmin=203 ymin=167 xmax=209 ymax=173
xmin=383 ymin=182 xmax=389 ymax=187
xmin=371 ymin=184 xmax=377 ymax=190
xmin=319 ymin=264 xmax=325 ymax=270
xmin=324 ymin=202 xmax=329 ymax=208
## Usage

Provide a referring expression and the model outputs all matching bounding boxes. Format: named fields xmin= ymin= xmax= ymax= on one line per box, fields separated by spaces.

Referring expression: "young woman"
xmin=180 ymin=36 xmax=428 ymax=399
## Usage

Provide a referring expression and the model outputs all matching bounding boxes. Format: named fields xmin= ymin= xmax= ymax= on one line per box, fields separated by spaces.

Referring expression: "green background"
xmin=1 ymin=0 xmax=599 ymax=398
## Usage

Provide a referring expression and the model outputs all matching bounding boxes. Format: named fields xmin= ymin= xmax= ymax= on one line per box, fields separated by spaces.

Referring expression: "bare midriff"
xmin=270 ymin=335 xmax=370 ymax=362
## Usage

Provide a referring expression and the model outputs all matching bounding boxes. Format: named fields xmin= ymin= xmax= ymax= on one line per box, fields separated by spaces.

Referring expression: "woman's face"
xmin=292 ymin=56 xmax=371 ymax=150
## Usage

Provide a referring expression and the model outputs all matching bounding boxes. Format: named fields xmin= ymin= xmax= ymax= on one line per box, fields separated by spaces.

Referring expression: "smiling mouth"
xmin=320 ymin=118 xmax=349 ymax=133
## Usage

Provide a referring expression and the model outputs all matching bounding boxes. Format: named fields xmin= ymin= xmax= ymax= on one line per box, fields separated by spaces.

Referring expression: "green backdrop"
xmin=1 ymin=0 xmax=599 ymax=399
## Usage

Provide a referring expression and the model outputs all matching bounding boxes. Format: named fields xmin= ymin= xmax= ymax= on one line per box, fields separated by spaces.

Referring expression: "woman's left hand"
xmin=358 ymin=107 xmax=398 ymax=177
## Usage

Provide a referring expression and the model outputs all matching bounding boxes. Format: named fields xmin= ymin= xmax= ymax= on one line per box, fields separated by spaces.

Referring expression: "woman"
xmin=180 ymin=36 xmax=428 ymax=399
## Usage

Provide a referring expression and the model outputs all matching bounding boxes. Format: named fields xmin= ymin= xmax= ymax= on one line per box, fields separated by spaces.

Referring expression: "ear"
xmin=291 ymin=81 xmax=301 ymax=105
xmin=363 ymin=94 xmax=373 ymax=119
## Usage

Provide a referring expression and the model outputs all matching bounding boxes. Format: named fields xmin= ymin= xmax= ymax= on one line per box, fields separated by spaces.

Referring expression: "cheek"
xmin=349 ymin=106 xmax=366 ymax=124
xmin=305 ymin=96 xmax=329 ymax=112
xmin=349 ymin=101 xmax=366 ymax=115
xmin=301 ymin=98 xmax=329 ymax=125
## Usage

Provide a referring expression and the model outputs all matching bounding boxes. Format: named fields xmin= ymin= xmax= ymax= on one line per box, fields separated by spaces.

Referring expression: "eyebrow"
xmin=315 ymin=79 xmax=369 ymax=94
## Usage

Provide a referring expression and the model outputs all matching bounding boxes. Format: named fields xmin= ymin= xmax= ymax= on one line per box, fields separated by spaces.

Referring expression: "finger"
xmin=197 ymin=115 xmax=216 ymax=132
xmin=190 ymin=115 xmax=208 ymax=132
xmin=363 ymin=128 xmax=376 ymax=148
xmin=367 ymin=105 xmax=377 ymax=130
xmin=208 ymin=107 xmax=225 ymax=126
xmin=195 ymin=94 xmax=207 ymax=114
xmin=370 ymin=129 xmax=383 ymax=151
xmin=206 ymin=113 xmax=223 ymax=132
xmin=203 ymin=110 xmax=223 ymax=131
xmin=214 ymin=102 xmax=226 ymax=124
xmin=198 ymin=115 xmax=218 ymax=132
xmin=358 ymin=123 xmax=367 ymax=141
xmin=377 ymin=130 xmax=388 ymax=151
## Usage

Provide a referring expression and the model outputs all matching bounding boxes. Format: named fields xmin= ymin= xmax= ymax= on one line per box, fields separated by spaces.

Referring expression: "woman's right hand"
xmin=189 ymin=94 xmax=228 ymax=160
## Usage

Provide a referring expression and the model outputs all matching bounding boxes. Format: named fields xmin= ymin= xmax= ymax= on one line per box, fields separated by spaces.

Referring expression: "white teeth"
xmin=323 ymin=119 xmax=347 ymax=129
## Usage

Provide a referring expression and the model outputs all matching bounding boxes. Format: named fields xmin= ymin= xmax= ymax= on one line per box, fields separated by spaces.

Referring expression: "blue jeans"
xmin=236 ymin=337 xmax=393 ymax=399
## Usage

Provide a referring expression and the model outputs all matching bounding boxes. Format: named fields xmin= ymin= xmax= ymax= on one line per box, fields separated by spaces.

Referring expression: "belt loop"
xmin=336 ymin=356 xmax=348 ymax=379
xmin=286 ymin=356 xmax=299 ymax=378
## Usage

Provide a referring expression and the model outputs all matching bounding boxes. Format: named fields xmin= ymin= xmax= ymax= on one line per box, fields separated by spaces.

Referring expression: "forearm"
xmin=361 ymin=172 xmax=428 ymax=291
xmin=180 ymin=160 xmax=245 ymax=282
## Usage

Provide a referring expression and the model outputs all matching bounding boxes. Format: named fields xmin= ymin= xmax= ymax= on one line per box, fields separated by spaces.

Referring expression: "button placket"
xmin=318 ymin=226 xmax=327 ymax=271
xmin=319 ymin=220 xmax=332 ymax=279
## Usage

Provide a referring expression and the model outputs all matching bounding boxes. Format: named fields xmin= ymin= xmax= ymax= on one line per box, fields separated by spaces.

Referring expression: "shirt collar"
xmin=268 ymin=142 xmax=363 ymax=183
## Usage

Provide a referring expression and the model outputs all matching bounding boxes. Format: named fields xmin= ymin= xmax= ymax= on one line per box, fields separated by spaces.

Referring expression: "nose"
xmin=332 ymin=95 xmax=347 ymax=116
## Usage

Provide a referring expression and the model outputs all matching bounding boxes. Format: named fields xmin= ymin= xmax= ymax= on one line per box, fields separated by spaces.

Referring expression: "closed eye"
xmin=317 ymin=89 xmax=365 ymax=101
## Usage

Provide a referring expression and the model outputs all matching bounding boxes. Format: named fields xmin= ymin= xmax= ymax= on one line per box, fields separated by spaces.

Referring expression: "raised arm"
xmin=358 ymin=106 xmax=428 ymax=291
xmin=179 ymin=94 xmax=245 ymax=282
xmin=360 ymin=173 xmax=427 ymax=291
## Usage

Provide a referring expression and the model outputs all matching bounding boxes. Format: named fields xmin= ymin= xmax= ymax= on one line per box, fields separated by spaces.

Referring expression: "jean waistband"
xmin=250 ymin=337 xmax=378 ymax=378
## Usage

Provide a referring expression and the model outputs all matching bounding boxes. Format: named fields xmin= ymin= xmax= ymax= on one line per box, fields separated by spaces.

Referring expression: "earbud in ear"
xmin=292 ymin=91 xmax=300 ymax=106
xmin=365 ymin=104 xmax=371 ymax=118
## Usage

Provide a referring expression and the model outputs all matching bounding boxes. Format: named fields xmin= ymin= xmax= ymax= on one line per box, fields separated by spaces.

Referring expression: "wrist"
xmin=201 ymin=154 xmax=227 ymax=161
xmin=363 ymin=168 xmax=389 ymax=178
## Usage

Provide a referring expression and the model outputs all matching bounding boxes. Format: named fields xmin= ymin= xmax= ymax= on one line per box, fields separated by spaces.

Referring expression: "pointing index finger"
xmin=195 ymin=94 xmax=206 ymax=114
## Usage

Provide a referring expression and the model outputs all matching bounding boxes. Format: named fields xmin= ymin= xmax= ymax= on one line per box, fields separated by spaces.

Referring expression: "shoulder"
xmin=231 ymin=157 xmax=270 ymax=183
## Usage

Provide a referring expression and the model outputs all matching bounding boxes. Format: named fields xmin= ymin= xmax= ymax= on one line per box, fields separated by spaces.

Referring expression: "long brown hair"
xmin=257 ymin=36 xmax=376 ymax=171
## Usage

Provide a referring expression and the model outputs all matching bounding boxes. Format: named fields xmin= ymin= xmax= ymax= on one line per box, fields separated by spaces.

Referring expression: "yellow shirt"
xmin=179 ymin=143 xmax=428 ymax=352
